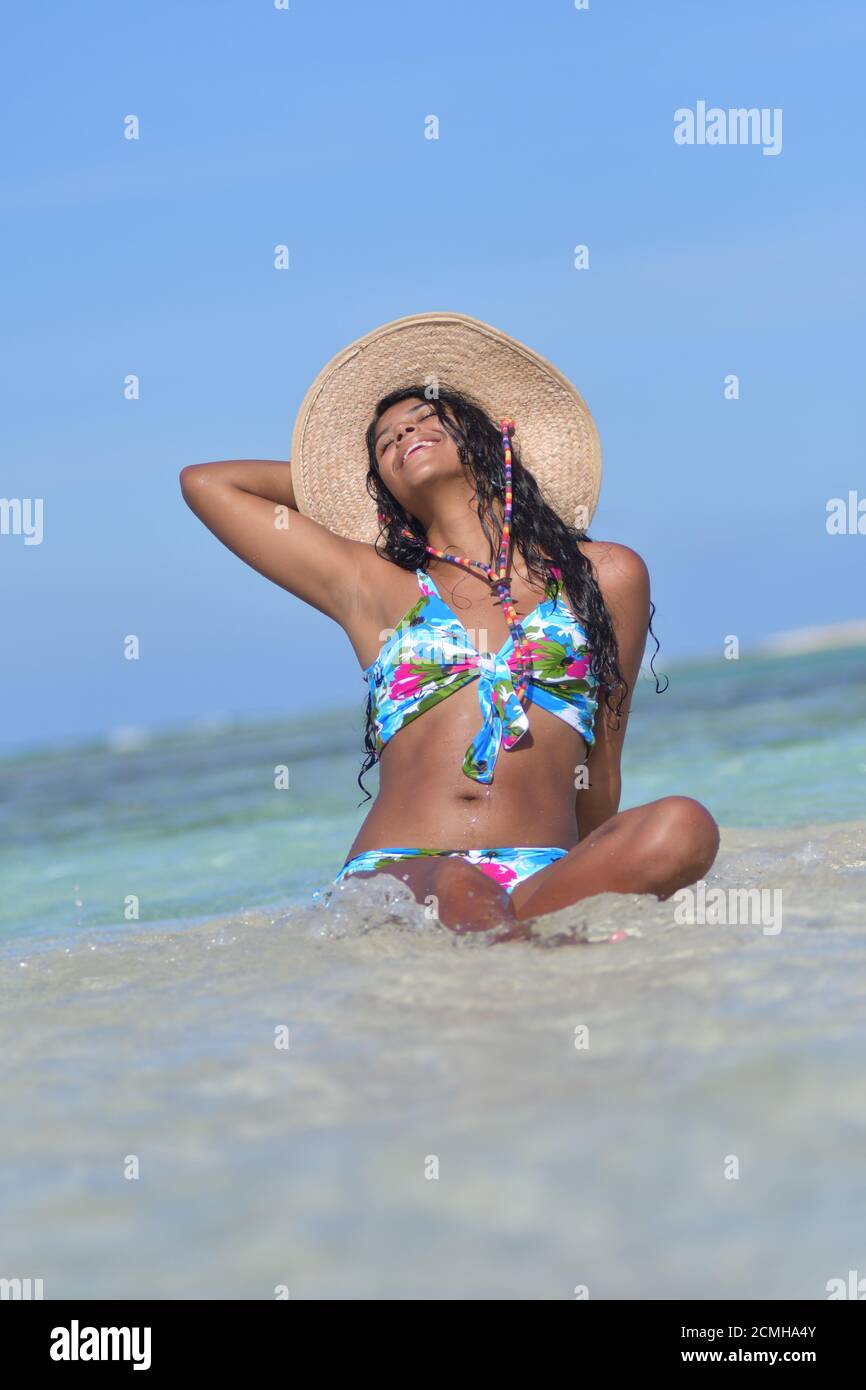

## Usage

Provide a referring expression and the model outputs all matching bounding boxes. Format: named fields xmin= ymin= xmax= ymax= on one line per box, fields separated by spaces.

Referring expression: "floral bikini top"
xmin=364 ymin=566 xmax=599 ymax=784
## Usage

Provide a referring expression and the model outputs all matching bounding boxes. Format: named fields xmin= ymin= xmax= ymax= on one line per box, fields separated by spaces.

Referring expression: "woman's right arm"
xmin=179 ymin=459 xmax=371 ymax=622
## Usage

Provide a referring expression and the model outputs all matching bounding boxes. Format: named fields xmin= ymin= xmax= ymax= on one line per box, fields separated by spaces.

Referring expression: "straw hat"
xmin=290 ymin=311 xmax=602 ymax=544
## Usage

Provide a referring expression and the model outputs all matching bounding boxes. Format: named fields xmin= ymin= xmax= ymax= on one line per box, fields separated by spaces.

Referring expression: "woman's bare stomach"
xmin=346 ymin=691 xmax=587 ymax=856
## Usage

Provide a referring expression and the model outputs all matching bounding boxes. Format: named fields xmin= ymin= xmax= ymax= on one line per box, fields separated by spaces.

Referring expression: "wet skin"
xmin=180 ymin=397 xmax=720 ymax=932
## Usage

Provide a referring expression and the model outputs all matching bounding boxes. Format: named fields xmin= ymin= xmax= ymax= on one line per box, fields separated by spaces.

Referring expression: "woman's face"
xmin=373 ymin=397 xmax=463 ymax=512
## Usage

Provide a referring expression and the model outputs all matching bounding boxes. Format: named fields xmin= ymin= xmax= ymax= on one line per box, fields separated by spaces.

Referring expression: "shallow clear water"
xmin=1 ymin=646 xmax=865 ymax=1298
xmin=2 ymin=644 xmax=864 ymax=954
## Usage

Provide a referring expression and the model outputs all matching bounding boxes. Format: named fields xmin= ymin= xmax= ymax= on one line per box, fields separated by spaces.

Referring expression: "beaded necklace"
xmin=400 ymin=418 xmax=533 ymax=701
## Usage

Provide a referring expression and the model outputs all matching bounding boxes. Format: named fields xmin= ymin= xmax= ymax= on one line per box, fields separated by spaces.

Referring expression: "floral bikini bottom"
xmin=334 ymin=845 xmax=568 ymax=896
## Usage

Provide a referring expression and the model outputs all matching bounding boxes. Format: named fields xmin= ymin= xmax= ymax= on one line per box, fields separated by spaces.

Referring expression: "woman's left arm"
xmin=574 ymin=542 xmax=651 ymax=839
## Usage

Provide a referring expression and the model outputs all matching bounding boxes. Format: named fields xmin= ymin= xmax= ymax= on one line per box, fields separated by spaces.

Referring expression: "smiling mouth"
xmin=401 ymin=440 xmax=437 ymax=467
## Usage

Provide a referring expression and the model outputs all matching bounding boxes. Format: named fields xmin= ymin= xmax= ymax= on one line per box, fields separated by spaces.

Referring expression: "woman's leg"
xmin=340 ymin=854 xmax=518 ymax=933
xmin=338 ymin=795 xmax=720 ymax=935
xmin=509 ymin=795 xmax=720 ymax=921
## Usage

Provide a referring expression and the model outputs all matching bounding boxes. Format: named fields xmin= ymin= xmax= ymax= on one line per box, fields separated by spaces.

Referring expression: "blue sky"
xmin=2 ymin=0 xmax=863 ymax=752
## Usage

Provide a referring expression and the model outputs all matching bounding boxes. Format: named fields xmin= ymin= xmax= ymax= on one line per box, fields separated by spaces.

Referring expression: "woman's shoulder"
xmin=577 ymin=538 xmax=649 ymax=592
xmin=578 ymin=539 xmax=651 ymax=641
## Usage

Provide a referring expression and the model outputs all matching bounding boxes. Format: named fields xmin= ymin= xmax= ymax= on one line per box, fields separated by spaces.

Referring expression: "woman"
xmin=181 ymin=312 xmax=719 ymax=935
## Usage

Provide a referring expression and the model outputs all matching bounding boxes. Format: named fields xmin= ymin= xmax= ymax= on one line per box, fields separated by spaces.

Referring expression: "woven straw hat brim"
xmin=291 ymin=311 xmax=602 ymax=544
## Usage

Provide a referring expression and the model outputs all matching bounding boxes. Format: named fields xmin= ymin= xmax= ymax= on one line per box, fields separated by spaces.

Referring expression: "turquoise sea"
xmin=1 ymin=643 xmax=865 ymax=1298
xmin=2 ymin=644 xmax=864 ymax=953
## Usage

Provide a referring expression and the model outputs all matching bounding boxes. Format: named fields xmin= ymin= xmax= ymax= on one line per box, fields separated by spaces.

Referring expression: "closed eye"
xmin=379 ymin=408 xmax=437 ymax=456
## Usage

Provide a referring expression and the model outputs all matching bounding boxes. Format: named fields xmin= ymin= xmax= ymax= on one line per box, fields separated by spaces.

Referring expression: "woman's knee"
xmin=644 ymin=796 xmax=720 ymax=884
xmin=427 ymin=857 xmax=514 ymax=931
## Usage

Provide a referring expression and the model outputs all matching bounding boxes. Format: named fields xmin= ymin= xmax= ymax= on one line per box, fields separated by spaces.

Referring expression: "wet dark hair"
xmin=356 ymin=383 xmax=666 ymax=800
